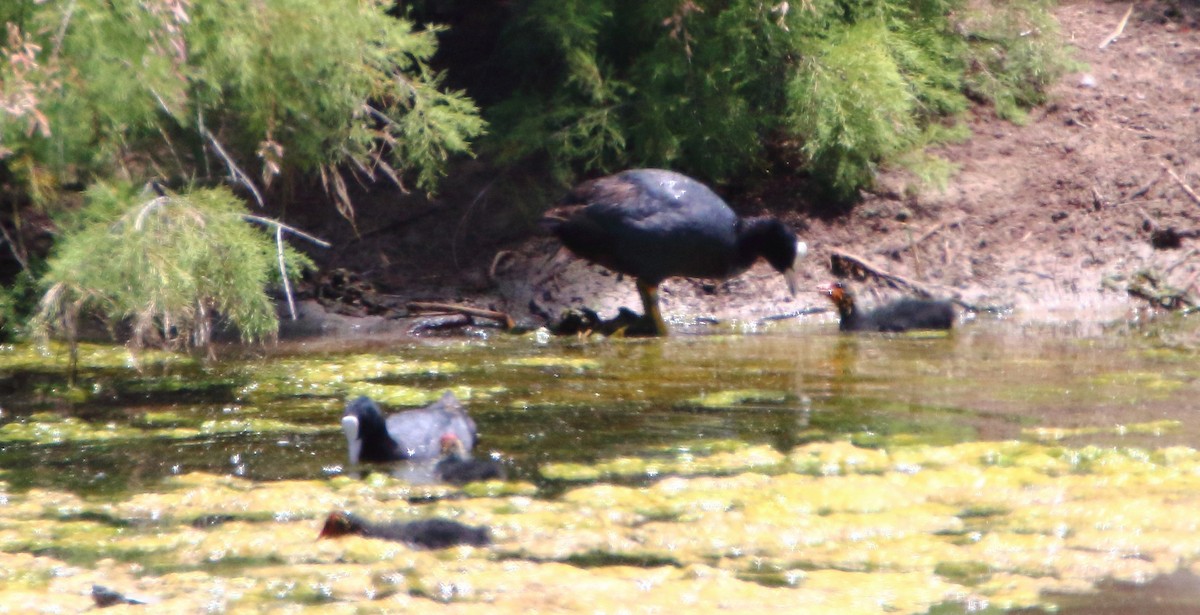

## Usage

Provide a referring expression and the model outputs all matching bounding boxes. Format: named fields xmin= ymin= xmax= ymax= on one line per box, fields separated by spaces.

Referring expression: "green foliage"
xmin=0 ymin=266 xmax=42 ymax=341
xmin=0 ymin=0 xmax=484 ymax=208
xmin=487 ymin=0 xmax=1070 ymax=197
xmin=958 ymin=0 xmax=1079 ymax=123
xmin=787 ymin=20 xmax=920 ymax=197
xmin=33 ymin=183 xmax=313 ymax=350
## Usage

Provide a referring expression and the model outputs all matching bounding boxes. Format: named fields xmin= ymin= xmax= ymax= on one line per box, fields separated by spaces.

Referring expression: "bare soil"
xmin=294 ymin=1 xmax=1200 ymax=336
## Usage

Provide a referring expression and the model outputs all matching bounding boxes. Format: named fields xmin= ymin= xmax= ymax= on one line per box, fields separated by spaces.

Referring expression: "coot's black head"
xmin=318 ymin=511 xmax=366 ymax=539
xmin=341 ymin=396 xmax=396 ymax=465
xmin=742 ymin=218 xmax=808 ymax=294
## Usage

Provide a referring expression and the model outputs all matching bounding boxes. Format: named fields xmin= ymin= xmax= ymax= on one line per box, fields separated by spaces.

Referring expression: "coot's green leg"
xmin=636 ymin=280 xmax=669 ymax=336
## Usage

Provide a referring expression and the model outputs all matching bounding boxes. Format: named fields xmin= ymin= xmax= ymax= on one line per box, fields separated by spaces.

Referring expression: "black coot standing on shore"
xmin=818 ymin=281 xmax=955 ymax=332
xmin=340 ymin=393 xmax=477 ymax=465
xmin=318 ymin=511 xmax=491 ymax=549
xmin=542 ymin=169 xmax=808 ymax=336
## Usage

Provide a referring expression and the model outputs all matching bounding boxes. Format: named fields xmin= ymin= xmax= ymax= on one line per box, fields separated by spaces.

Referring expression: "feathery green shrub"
xmin=34 ymin=183 xmax=312 ymax=352
xmin=486 ymin=0 xmax=1072 ymax=197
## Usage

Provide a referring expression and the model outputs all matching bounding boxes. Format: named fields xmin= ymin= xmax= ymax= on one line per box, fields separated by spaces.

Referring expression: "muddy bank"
xmin=291 ymin=2 xmax=1200 ymax=337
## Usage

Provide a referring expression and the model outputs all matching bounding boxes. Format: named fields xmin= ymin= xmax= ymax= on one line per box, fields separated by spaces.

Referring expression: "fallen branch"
xmin=407 ymin=301 xmax=516 ymax=330
xmin=1099 ymin=3 xmax=1134 ymax=49
xmin=829 ymin=248 xmax=1008 ymax=313
xmin=1166 ymin=167 xmax=1200 ymax=207
xmin=1014 ymin=267 xmax=1055 ymax=282
xmin=831 ymin=249 xmax=937 ymax=297
xmin=1128 ymin=170 xmax=1164 ymax=200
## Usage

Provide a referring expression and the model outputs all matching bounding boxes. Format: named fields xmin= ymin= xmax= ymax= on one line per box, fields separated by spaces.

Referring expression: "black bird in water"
xmin=341 ymin=393 xmax=477 ymax=465
xmin=318 ymin=511 xmax=491 ymax=549
xmin=542 ymin=169 xmax=808 ymax=335
xmin=91 ymin=585 xmax=146 ymax=607
xmin=818 ymin=281 xmax=955 ymax=332
xmin=435 ymin=433 xmax=506 ymax=485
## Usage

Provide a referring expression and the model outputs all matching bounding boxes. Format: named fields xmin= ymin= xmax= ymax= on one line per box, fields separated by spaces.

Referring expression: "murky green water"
xmin=2 ymin=319 xmax=1200 ymax=613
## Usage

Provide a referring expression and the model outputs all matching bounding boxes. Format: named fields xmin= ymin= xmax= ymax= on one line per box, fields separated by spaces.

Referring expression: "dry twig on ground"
xmin=1099 ymin=3 xmax=1134 ymax=49
xmin=407 ymin=301 xmax=516 ymax=330
xmin=829 ymin=249 xmax=1007 ymax=313
xmin=1166 ymin=168 xmax=1200 ymax=207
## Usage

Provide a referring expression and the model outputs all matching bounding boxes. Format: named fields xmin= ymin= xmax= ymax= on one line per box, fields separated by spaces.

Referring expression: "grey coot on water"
xmin=341 ymin=392 xmax=476 ymax=464
xmin=818 ymin=281 xmax=954 ymax=332
xmin=542 ymin=169 xmax=808 ymax=335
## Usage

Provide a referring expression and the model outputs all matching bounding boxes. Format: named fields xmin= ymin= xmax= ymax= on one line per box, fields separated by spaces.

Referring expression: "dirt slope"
xmin=302 ymin=1 xmax=1200 ymax=333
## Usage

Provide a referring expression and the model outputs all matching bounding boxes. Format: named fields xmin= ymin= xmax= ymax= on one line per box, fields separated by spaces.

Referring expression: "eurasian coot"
xmin=341 ymin=392 xmax=477 ymax=465
xmin=435 ymin=433 xmax=506 ymax=485
xmin=318 ymin=511 xmax=491 ymax=549
xmin=542 ymin=169 xmax=808 ymax=335
xmin=818 ymin=281 xmax=955 ymax=332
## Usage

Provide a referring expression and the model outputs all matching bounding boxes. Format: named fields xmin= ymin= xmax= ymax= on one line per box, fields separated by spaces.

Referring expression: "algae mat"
xmin=2 ymin=322 xmax=1200 ymax=612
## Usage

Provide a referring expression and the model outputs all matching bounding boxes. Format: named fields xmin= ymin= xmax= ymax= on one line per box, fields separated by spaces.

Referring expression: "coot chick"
xmin=91 ymin=585 xmax=146 ymax=607
xmin=542 ymin=169 xmax=808 ymax=335
xmin=341 ymin=392 xmax=477 ymax=465
xmin=819 ymin=281 xmax=954 ymax=332
xmin=435 ymin=433 xmax=506 ymax=485
xmin=318 ymin=511 xmax=491 ymax=549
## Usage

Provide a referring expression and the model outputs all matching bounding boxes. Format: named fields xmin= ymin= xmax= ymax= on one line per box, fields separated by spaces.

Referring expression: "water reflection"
xmin=3 ymin=321 xmax=1200 ymax=492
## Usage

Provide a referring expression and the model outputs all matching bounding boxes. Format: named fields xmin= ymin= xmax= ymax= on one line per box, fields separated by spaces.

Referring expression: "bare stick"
xmin=242 ymin=215 xmax=331 ymax=248
xmin=1128 ymin=170 xmax=1163 ymax=200
xmin=133 ymin=196 xmax=171 ymax=230
xmin=51 ymin=0 xmax=77 ymax=58
xmin=1166 ymin=168 xmax=1200 ymax=207
xmin=198 ymin=115 xmax=264 ymax=208
xmin=0 ymin=221 xmax=29 ymax=271
xmin=1099 ymin=3 xmax=1134 ymax=49
xmin=274 ymin=225 xmax=297 ymax=320
xmin=1015 ymin=267 xmax=1055 ymax=281
xmin=407 ymin=301 xmax=516 ymax=330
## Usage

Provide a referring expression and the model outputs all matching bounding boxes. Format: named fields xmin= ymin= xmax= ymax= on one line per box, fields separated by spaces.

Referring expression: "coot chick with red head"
xmin=542 ymin=169 xmax=808 ymax=336
xmin=819 ymin=281 xmax=954 ymax=332
xmin=318 ymin=511 xmax=491 ymax=549
xmin=435 ymin=433 xmax=506 ymax=485
xmin=341 ymin=392 xmax=477 ymax=465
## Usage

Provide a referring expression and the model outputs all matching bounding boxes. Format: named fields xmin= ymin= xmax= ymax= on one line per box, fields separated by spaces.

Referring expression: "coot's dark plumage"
xmin=819 ymin=281 xmax=955 ymax=332
xmin=435 ymin=433 xmax=506 ymax=485
xmin=542 ymin=169 xmax=808 ymax=335
xmin=341 ymin=392 xmax=476 ymax=465
xmin=92 ymin=585 xmax=146 ymax=607
xmin=318 ymin=511 xmax=491 ymax=549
